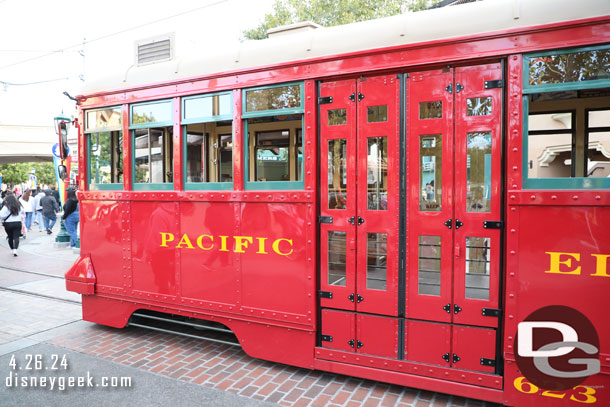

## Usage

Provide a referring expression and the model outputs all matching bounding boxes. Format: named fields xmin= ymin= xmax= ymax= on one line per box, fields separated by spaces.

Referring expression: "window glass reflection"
xmin=465 ymin=237 xmax=491 ymax=300
xmin=367 ymin=105 xmax=388 ymax=123
xmin=420 ymin=135 xmax=442 ymax=212
xmin=418 ymin=236 xmax=441 ymax=296
xmin=328 ymin=109 xmax=347 ymax=126
xmin=367 ymin=233 xmax=387 ymax=291
xmin=466 ymin=132 xmax=492 ymax=212
xmin=367 ymin=137 xmax=387 ymax=210
xmin=89 ymin=131 xmax=123 ymax=184
xmin=328 ymin=139 xmax=347 ymax=210
xmin=419 ymin=101 xmax=442 ymax=119
xmin=328 ymin=231 xmax=347 ymax=286
xmin=467 ymin=97 xmax=492 ymax=116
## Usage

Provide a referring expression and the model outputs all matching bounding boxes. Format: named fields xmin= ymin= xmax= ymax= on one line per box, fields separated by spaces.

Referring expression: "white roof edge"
xmin=81 ymin=0 xmax=610 ymax=96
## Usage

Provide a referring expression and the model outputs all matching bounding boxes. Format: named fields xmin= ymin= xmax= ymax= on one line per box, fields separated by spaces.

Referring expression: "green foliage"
xmin=242 ymin=0 xmax=442 ymax=40
xmin=0 ymin=162 xmax=56 ymax=187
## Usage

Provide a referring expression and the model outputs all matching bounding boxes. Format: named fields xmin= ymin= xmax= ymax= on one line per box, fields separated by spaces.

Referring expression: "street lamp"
xmin=53 ymin=116 xmax=73 ymax=246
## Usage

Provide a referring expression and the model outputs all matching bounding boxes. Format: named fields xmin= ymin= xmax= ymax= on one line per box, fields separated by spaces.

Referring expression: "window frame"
xmin=182 ymin=91 xmax=234 ymax=190
xmin=522 ymin=45 xmax=610 ymax=189
xmin=85 ymin=106 xmax=124 ymax=191
xmin=242 ymin=82 xmax=305 ymax=190
xmin=129 ymin=99 xmax=175 ymax=191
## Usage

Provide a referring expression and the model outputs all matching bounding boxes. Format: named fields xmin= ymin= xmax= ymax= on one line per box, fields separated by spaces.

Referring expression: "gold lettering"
xmin=234 ymin=236 xmax=253 ymax=253
xmin=256 ymin=237 xmax=268 ymax=254
xmin=591 ymin=254 xmax=610 ymax=277
xmin=219 ymin=236 xmax=229 ymax=252
xmin=272 ymin=238 xmax=293 ymax=256
xmin=196 ymin=235 xmax=214 ymax=250
xmin=160 ymin=232 xmax=175 ymax=247
xmin=176 ymin=234 xmax=195 ymax=249
xmin=545 ymin=252 xmax=581 ymax=275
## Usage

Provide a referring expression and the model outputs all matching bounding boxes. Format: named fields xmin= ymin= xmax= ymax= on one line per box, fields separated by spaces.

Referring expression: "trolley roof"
xmin=81 ymin=0 xmax=610 ymax=96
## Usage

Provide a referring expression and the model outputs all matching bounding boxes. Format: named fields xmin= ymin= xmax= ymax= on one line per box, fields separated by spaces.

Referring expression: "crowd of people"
xmin=0 ymin=185 xmax=79 ymax=256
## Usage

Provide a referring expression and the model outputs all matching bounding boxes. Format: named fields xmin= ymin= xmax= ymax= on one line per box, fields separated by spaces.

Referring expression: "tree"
xmin=0 ymin=162 xmax=56 ymax=187
xmin=242 ymin=0 xmax=442 ymax=40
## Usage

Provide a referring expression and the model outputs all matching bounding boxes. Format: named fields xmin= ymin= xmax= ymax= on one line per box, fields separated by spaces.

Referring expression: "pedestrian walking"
xmin=1 ymin=194 xmax=24 ymax=256
xmin=50 ymin=185 xmax=60 ymax=205
xmin=62 ymin=189 xmax=79 ymax=248
xmin=40 ymin=189 xmax=59 ymax=234
xmin=19 ymin=189 xmax=34 ymax=231
xmin=33 ymin=190 xmax=44 ymax=231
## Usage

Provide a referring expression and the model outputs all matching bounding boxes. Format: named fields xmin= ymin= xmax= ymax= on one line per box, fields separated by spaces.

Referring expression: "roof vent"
xmin=136 ymin=34 xmax=174 ymax=66
xmin=267 ymin=21 xmax=322 ymax=38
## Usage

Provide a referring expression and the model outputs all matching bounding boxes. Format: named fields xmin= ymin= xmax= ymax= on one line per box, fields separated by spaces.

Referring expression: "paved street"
xmin=0 ymin=228 xmax=499 ymax=407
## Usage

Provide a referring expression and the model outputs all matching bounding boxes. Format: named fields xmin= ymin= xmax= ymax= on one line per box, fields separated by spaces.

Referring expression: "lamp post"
xmin=53 ymin=116 xmax=72 ymax=245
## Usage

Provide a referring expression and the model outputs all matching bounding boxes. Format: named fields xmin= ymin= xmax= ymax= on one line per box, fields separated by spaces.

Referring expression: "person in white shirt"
xmin=1 ymin=194 xmax=25 ymax=256
xmin=19 ymin=189 xmax=33 ymax=231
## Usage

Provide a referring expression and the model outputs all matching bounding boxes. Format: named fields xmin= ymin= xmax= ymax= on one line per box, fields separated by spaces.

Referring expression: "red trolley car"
xmin=63 ymin=0 xmax=610 ymax=405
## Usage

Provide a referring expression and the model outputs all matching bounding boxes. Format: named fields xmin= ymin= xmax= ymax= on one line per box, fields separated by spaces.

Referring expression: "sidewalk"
xmin=0 ymin=226 xmax=498 ymax=407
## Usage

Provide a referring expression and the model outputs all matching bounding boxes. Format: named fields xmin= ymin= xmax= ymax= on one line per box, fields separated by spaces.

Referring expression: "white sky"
xmin=0 ymin=0 xmax=275 ymax=126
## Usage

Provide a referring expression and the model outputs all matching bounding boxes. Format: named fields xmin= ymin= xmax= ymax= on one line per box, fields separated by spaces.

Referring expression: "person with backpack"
xmin=1 ymin=193 xmax=25 ymax=256
xmin=40 ymin=189 xmax=59 ymax=235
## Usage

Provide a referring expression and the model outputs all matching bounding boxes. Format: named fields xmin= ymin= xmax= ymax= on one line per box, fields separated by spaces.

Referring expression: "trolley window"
xmin=85 ymin=106 xmax=123 ymax=190
xmin=242 ymin=82 xmax=305 ymax=190
xmin=182 ymin=92 xmax=233 ymax=190
xmin=130 ymin=100 xmax=174 ymax=190
xmin=523 ymin=45 xmax=610 ymax=189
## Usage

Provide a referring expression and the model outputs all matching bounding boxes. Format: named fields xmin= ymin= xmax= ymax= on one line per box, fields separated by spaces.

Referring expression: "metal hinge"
xmin=482 ymin=308 xmax=501 ymax=317
xmin=318 ymin=216 xmax=333 ymax=224
xmin=318 ymin=290 xmax=333 ymax=299
xmin=445 ymin=84 xmax=452 ymax=94
xmin=348 ymin=339 xmax=355 ymax=348
xmin=480 ymin=358 xmax=496 ymax=367
xmin=356 ymin=340 xmax=363 ymax=349
xmin=455 ymin=83 xmax=464 ymax=93
xmin=443 ymin=303 xmax=451 ymax=313
xmin=483 ymin=220 xmax=502 ymax=229
xmin=348 ymin=93 xmax=356 ymax=102
xmin=348 ymin=293 xmax=355 ymax=302
xmin=321 ymin=334 xmax=333 ymax=342
xmin=454 ymin=304 xmax=462 ymax=314
xmin=356 ymin=294 xmax=364 ymax=303
xmin=484 ymin=80 xmax=504 ymax=89
xmin=318 ymin=96 xmax=333 ymax=104
xmin=444 ymin=219 xmax=452 ymax=229
xmin=455 ymin=219 xmax=463 ymax=229
xmin=442 ymin=352 xmax=450 ymax=362
xmin=357 ymin=92 xmax=364 ymax=101
xmin=453 ymin=353 xmax=461 ymax=363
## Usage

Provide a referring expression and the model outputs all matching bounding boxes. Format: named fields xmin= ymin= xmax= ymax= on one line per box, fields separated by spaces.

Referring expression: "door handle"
xmin=349 ymin=239 xmax=356 ymax=251
xmin=455 ymin=244 xmax=461 ymax=258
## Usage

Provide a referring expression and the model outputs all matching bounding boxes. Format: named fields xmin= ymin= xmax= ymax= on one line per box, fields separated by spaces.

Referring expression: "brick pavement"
xmin=48 ymin=324 xmax=500 ymax=407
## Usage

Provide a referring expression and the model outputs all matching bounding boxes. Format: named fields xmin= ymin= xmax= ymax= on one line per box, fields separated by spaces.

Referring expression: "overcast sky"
xmin=0 ymin=0 xmax=274 ymax=126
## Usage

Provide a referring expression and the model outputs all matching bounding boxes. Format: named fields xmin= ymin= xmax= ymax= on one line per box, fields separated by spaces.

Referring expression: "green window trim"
xmin=181 ymin=91 xmax=233 ymax=125
xmin=129 ymin=99 xmax=174 ymax=129
xmin=522 ymin=96 xmax=610 ymax=190
xmin=182 ymin=127 xmax=234 ymax=190
xmin=523 ymin=44 xmax=610 ymax=94
xmin=131 ymin=129 xmax=175 ymax=190
xmin=241 ymin=82 xmax=305 ymax=118
xmin=243 ymin=117 xmax=305 ymax=191
xmin=86 ymin=131 xmax=124 ymax=190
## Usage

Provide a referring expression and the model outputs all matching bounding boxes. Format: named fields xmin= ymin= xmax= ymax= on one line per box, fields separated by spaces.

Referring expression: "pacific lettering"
xmin=159 ymin=232 xmax=294 ymax=256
